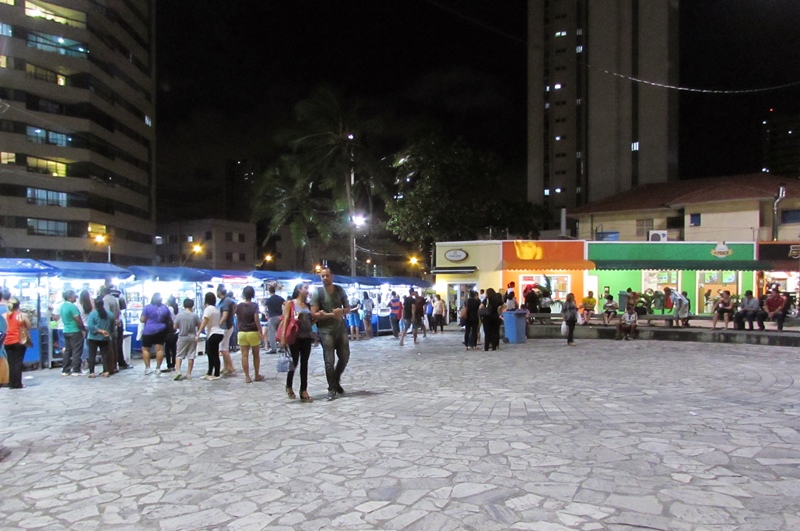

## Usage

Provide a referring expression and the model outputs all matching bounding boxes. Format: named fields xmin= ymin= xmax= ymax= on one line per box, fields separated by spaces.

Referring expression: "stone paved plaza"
xmin=2 ymin=330 xmax=800 ymax=530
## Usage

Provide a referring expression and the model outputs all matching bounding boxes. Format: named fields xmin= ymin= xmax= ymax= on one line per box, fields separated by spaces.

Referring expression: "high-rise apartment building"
xmin=527 ymin=0 xmax=679 ymax=219
xmin=762 ymin=112 xmax=800 ymax=178
xmin=0 ymin=0 xmax=155 ymax=264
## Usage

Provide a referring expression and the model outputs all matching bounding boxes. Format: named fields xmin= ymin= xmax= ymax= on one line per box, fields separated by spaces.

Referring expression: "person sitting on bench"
xmin=616 ymin=305 xmax=638 ymax=340
xmin=735 ymin=290 xmax=760 ymax=330
xmin=757 ymin=288 xmax=786 ymax=331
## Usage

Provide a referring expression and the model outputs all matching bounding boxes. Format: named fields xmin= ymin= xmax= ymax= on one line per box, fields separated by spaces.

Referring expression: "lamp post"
xmin=181 ymin=244 xmax=202 ymax=266
xmin=351 ymin=214 xmax=365 ymax=276
xmin=94 ymin=234 xmax=111 ymax=263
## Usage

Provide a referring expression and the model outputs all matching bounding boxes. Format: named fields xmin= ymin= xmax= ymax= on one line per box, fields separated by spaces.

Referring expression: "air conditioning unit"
xmin=648 ymin=230 xmax=668 ymax=242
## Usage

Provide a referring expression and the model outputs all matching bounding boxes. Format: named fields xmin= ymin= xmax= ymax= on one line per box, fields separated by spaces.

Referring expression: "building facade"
xmin=527 ymin=0 xmax=679 ymax=218
xmin=762 ymin=112 xmax=800 ymax=178
xmin=156 ymin=219 xmax=256 ymax=271
xmin=568 ymin=174 xmax=800 ymax=244
xmin=0 ymin=0 xmax=156 ymax=264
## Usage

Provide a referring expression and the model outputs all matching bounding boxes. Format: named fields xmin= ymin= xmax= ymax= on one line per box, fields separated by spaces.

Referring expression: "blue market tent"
xmin=41 ymin=261 xmax=133 ymax=280
xmin=128 ymin=266 xmax=213 ymax=282
xmin=0 ymin=258 xmax=58 ymax=276
xmin=249 ymin=270 xmax=315 ymax=282
xmin=196 ymin=269 xmax=252 ymax=279
xmin=382 ymin=276 xmax=433 ymax=288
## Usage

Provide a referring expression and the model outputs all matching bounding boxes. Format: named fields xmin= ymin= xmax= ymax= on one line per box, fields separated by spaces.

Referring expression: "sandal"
xmin=254 ymin=374 xmax=265 ymax=382
xmin=245 ymin=377 xmax=253 ymax=384
xmin=286 ymin=387 xmax=296 ymax=399
xmin=300 ymin=392 xmax=314 ymax=402
xmin=88 ymin=373 xmax=96 ymax=379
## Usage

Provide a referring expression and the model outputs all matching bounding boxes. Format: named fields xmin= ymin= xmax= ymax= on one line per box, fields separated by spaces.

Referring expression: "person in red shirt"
xmin=757 ymin=288 xmax=786 ymax=331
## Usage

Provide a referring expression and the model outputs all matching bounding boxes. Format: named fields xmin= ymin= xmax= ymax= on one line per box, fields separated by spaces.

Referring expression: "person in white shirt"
xmin=616 ymin=305 xmax=638 ymax=340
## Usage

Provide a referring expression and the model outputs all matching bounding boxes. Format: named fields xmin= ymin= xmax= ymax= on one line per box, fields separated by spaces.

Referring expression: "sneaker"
xmin=220 ymin=369 xmax=230 ymax=376
xmin=208 ymin=375 xmax=220 ymax=381
xmin=61 ymin=371 xmax=71 ymax=377
xmin=144 ymin=368 xmax=153 ymax=375
xmin=327 ymin=391 xmax=337 ymax=401
xmin=71 ymin=371 xmax=86 ymax=377
xmin=174 ymin=373 xmax=183 ymax=381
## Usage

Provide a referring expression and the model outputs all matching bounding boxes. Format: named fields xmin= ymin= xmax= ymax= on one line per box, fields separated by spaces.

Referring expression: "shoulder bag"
xmin=18 ymin=313 xmax=33 ymax=348
xmin=277 ymin=301 xmax=298 ymax=345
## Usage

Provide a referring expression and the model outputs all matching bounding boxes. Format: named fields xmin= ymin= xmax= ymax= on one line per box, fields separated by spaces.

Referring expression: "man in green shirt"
xmin=310 ymin=267 xmax=350 ymax=401
xmin=60 ymin=290 xmax=86 ymax=376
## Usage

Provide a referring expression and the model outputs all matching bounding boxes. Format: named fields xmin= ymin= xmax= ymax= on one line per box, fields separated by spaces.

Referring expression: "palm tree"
xmin=251 ymin=155 xmax=343 ymax=267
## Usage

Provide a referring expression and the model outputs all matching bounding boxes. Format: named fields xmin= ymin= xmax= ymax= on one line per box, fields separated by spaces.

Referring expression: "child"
xmin=173 ymin=298 xmax=201 ymax=380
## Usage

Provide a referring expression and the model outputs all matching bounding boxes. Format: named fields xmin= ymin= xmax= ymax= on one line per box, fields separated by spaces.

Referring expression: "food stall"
xmin=41 ymin=261 xmax=133 ymax=368
xmin=124 ymin=266 xmax=213 ymax=353
xmin=0 ymin=258 xmax=59 ymax=369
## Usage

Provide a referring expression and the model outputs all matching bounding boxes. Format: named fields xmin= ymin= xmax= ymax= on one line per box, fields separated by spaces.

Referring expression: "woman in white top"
xmin=196 ymin=292 xmax=224 ymax=380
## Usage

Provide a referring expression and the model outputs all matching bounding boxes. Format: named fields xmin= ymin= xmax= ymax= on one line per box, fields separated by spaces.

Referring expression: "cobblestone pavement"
xmin=2 ymin=330 xmax=800 ymax=530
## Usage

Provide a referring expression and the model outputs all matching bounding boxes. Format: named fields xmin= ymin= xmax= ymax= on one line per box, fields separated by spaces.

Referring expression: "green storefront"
xmin=587 ymin=242 xmax=773 ymax=315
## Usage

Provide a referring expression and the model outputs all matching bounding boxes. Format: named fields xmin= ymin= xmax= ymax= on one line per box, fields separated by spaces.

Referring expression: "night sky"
xmin=155 ymin=0 xmax=800 ymax=212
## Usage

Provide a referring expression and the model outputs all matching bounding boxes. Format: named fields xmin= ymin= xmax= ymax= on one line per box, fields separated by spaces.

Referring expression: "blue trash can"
xmin=503 ymin=311 xmax=528 ymax=343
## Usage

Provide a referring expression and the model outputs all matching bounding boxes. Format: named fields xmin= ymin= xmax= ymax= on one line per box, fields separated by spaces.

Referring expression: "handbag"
xmin=276 ymin=301 xmax=299 ymax=345
xmin=275 ymin=348 xmax=295 ymax=373
xmin=560 ymin=321 xmax=569 ymax=336
xmin=18 ymin=313 xmax=33 ymax=347
xmin=478 ymin=306 xmax=491 ymax=318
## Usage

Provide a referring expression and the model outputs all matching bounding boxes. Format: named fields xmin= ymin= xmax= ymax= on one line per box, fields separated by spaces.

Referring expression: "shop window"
xmin=690 ymin=213 xmax=701 ymax=227
xmin=642 ymin=270 xmax=679 ymax=293
xmin=635 ymin=219 xmax=654 ymax=236
xmin=780 ymin=209 xmax=800 ymax=224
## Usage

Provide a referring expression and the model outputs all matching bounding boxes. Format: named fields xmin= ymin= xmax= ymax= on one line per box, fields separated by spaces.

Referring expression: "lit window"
xmin=0 ymin=22 xmax=11 ymax=36
xmin=576 ymin=45 xmax=583 ymax=53
xmin=145 ymin=115 xmax=152 ymax=126
xmin=555 ymin=188 xmax=562 ymax=193
xmin=26 ymin=187 xmax=67 ymax=207
xmin=27 ymin=155 xmax=67 ymax=176
xmin=544 ymin=189 xmax=550 ymax=196
xmin=57 ymin=74 xmax=65 ymax=86
xmin=545 ymin=85 xmax=550 ymax=92
xmin=0 ymin=55 xmax=7 ymax=68
xmin=87 ymin=222 xmax=106 ymax=235
xmin=27 ymin=126 xmax=47 ymax=143
xmin=27 ymin=218 xmax=67 ymax=236
xmin=544 ymin=102 xmax=550 ymax=109
xmin=762 ymin=167 xmax=769 ymax=172
xmin=27 ymin=31 xmax=88 ymax=58
xmin=689 ymin=213 xmax=701 ymax=227
xmin=554 ymin=31 xmax=567 ymax=37
xmin=554 ymin=83 xmax=562 ymax=90
xmin=25 ymin=0 xmax=87 ymax=29
xmin=0 ymin=0 xmax=15 ymax=6
xmin=154 ymin=236 xmax=163 ymax=245
xmin=555 ymin=136 xmax=562 ymax=141
xmin=631 ymin=142 xmax=640 ymax=151
xmin=187 ymin=235 xmax=193 ymax=242
xmin=1 ymin=152 xmax=16 ymax=164
xmin=576 ymin=29 xmax=583 ymax=35
xmin=576 ymin=152 xmax=582 ymax=159
xmin=47 ymin=131 xmax=66 ymax=146
xmin=576 ymin=187 xmax=581 ymax=193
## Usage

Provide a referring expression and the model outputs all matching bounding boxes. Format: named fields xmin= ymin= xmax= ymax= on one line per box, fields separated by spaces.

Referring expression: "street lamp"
xmin=94 ymin=234 xmax=111 ymax=263
xmin=350 ymin=214 xmax=366 ymax=276
xmin=181 ymin=244 xmax=202 ymax=266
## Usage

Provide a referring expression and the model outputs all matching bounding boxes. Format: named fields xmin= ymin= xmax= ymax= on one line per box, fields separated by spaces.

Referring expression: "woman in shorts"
xmin=140 ymin=293 xmax=173 ymax=375
xmin=712 ymin=290 xmax=734 ymax=329
xmin=236 ymin=286 xmax=264 ymax=383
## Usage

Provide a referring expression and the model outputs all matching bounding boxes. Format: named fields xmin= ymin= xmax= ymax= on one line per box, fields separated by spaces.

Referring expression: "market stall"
xmin=0 ymin=258 xmax=59 ymax=369
xmin=124 ymin=266 xmax=213 ymax=353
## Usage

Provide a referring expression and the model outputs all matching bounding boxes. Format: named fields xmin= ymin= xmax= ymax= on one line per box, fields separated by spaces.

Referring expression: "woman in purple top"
xmin=140 ymin=293 xmax=173 ymax=375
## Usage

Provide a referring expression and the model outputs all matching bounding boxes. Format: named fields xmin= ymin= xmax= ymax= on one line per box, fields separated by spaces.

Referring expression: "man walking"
xmin=265 ymin=285 xmax=284 ymax=353
xmin=388 ymin=291 xmax=402 ymax=339
xmin=399 ymin=288 xmax=416 ymax=347
xmin=311 ymin=268 xmax=351 ymax=401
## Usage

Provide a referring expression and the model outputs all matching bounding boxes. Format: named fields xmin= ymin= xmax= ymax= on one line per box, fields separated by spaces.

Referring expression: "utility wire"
xmin=421 ymin=0 xmax=800 ymax=95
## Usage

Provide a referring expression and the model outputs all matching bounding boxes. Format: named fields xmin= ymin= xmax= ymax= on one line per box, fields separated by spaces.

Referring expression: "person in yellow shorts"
xmin=580 ymin=291 xmax=597 ymax=325
xmin=235 ymin=286 xmax=265 ymax=383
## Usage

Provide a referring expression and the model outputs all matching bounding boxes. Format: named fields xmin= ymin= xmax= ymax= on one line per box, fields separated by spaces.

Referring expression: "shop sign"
xmin=711 ymin=242 xmax=733 ymax=258
xmin=444 ymin=249 xmax=469 ymax=262
xmin=790 ymin=245 xmax=800 ymax=259
xmin=758 ymin=243 xmax=800 ymax=260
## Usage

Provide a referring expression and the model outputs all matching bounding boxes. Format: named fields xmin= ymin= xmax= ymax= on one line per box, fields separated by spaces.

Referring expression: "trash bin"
xmin=503 ymin=310 xmax=528 ymax=343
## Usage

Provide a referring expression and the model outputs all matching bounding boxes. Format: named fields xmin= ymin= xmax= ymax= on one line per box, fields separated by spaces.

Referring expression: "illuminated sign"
xmin=444 ymin=249 xmax=469 ymax=262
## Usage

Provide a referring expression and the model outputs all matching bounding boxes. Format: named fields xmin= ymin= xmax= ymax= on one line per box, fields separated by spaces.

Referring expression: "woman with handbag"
xmin=480 ymin=288 xmax=504 ymax=351
xmin=236 ymin=286 xmax=265 ymax=384
xmin=3 ymin=297 xmax=32 ymax=389
xmin=280 ymin=282 xmax=314 ymax=402
xmin=561 ymin=292 xmax=579 ymax=346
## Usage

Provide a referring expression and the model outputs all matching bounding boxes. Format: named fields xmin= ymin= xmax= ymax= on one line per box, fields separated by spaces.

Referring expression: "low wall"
xmin=524 ymin=324 xmax=800 ymax=347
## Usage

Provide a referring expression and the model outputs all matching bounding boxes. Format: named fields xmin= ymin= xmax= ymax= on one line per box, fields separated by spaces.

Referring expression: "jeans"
xmin=319 ymin=325 xmax=350 ymax=392
xmin=6 ymin=343 xmax=26 ymax=388
xmin=205 ymin=333 xmax=224 ymax=376
xmin=87 ymin=339 xmax=113 ymax=374
xmin=464 ymin=318 xmax=479 ymax=348
xmin=735 ymin=310 xmax=757 ymax=330
xmin=389 ymin=315 xmax=400 ymax=338
xmin=566 ymin=318 xmax=577 ymax=343
xmin=434 ymin=314 xmax=445 ymax=332
xmin=62 ymin=331 xmax=84 ymax=374
xmin=268 ymin=316 xmax=281 ymax=351
xmin=757 ymin=310 xmax=785 ymax=331
xmin=286 ymin=337 xmax=312 ymax=392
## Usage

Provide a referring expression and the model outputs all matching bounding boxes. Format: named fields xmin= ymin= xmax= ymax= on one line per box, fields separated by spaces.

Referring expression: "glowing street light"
xmin=93 ymin=234 xmax=111 ymax=263
xmin=350 ymin=214 xmax=366 ymax=276
xmin=181 ymin=243 xmax=203 ymax=266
